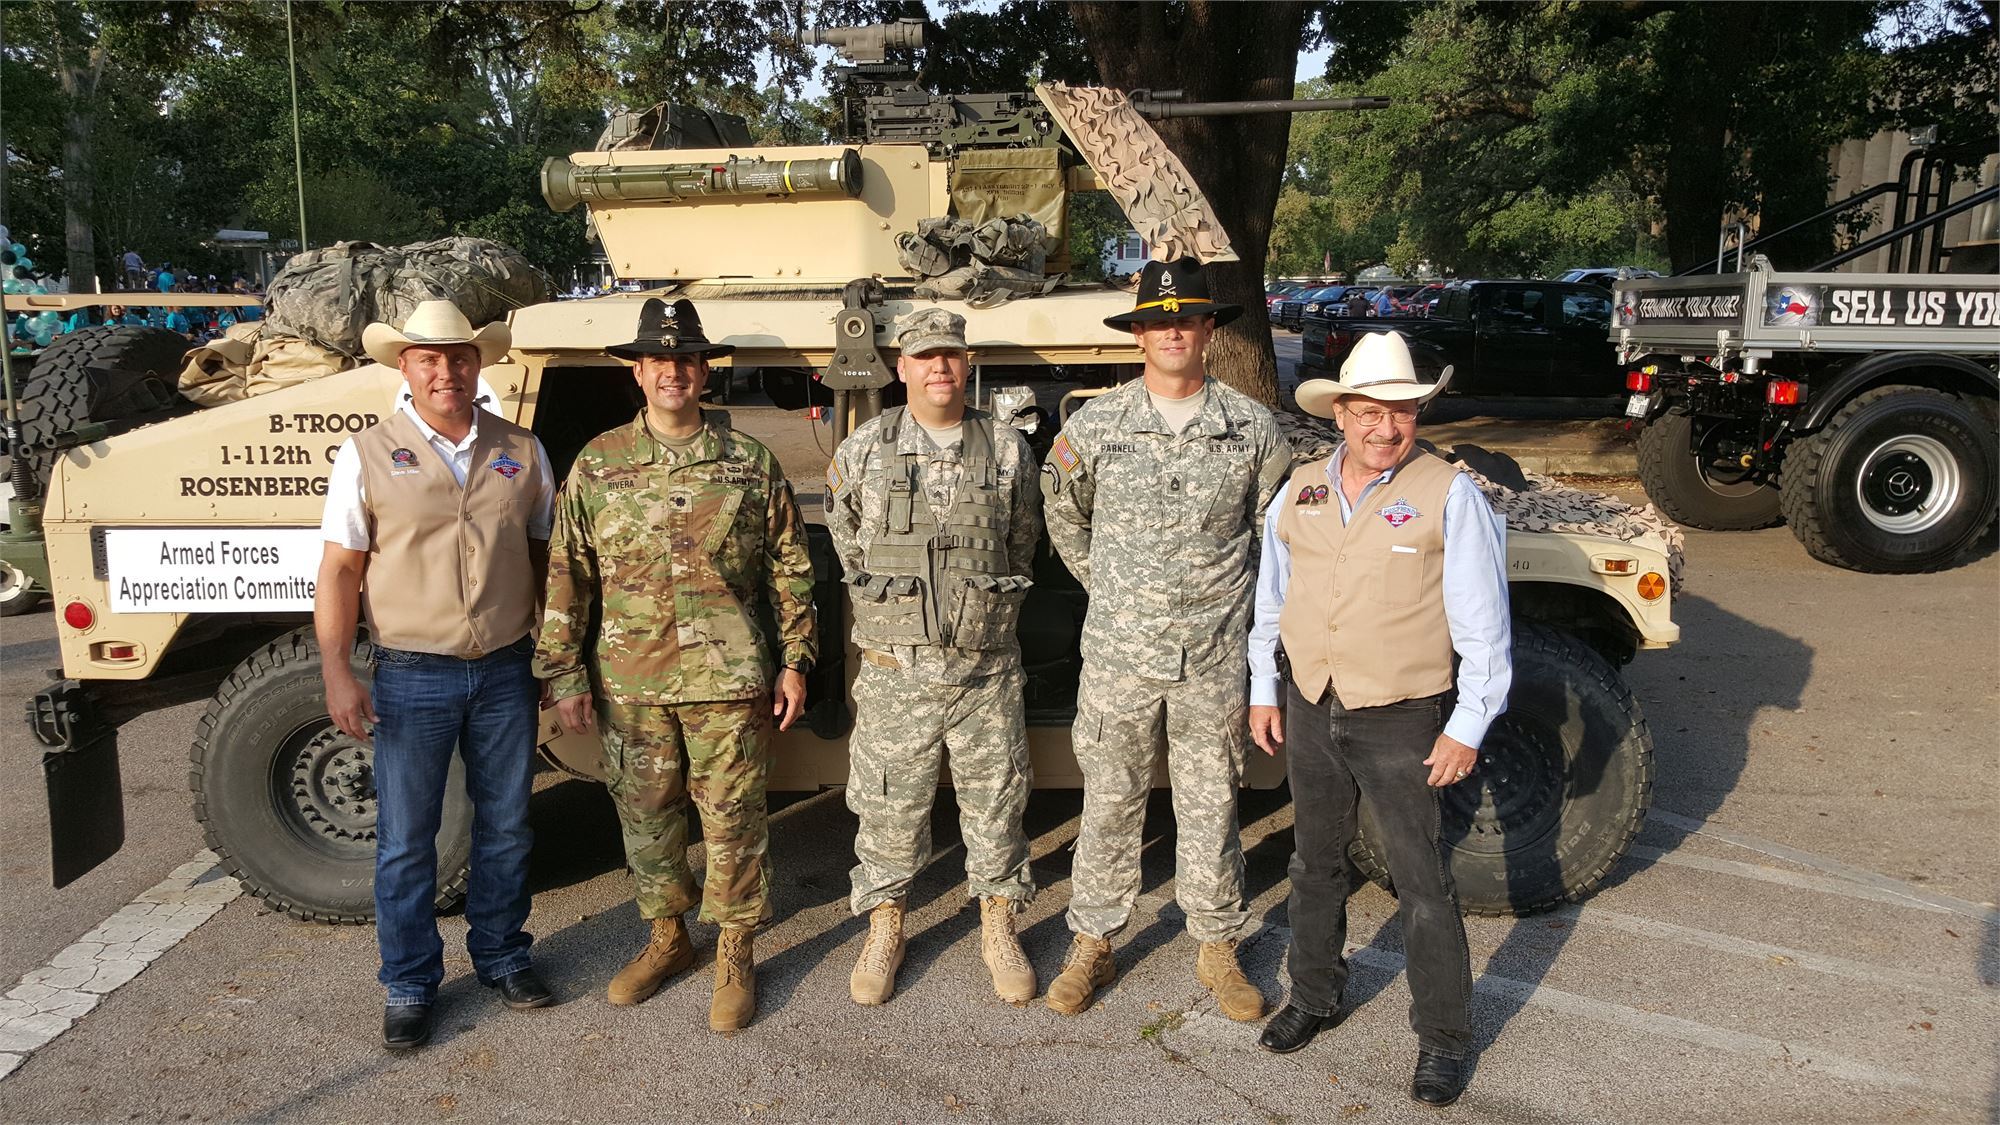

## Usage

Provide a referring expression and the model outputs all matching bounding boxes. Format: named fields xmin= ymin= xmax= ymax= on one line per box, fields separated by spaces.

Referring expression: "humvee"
xmin=16 ymin=23 xmax=1678 ymax=926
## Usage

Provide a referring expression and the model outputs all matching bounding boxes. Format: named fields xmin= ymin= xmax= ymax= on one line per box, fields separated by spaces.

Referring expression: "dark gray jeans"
xmin=1282 ymin=679 xmax=1472 ymax=1059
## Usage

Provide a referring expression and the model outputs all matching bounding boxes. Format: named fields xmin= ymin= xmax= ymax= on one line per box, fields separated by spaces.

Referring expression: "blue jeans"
xmin=1283 ymin=681 xmax=1472 ymax=1059
xmin=370 ymin=635 xmax=538 ymax=1005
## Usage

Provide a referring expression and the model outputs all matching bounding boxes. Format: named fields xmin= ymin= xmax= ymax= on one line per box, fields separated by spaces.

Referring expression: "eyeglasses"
xmin=1344 ymin=407 xmax=1419 ymax=426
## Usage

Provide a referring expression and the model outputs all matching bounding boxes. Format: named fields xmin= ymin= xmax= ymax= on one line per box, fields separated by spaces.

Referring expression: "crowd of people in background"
xmin=7 ymin=247 xmax=266 ymax=353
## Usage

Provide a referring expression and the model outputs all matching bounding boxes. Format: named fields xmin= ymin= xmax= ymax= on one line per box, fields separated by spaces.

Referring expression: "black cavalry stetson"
xmin=1102 ymin=256 xmax=1242 ymax=329
xmin=606 ymin=297 xmax=735 ymax=360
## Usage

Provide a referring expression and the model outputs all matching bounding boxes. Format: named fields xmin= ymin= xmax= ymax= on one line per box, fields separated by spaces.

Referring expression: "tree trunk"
xmin=59 ymin=49 xmax=105 ymax=292
xmin=1068 ymin=0 xmax=1306 ymax=407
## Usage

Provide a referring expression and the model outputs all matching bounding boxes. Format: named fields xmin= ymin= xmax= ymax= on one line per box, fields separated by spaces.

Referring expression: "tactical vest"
xmin=850 ymin=408 xmax=1029 ymax=651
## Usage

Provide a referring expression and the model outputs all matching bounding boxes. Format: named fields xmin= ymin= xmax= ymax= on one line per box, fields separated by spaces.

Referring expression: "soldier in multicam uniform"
xmin=825 ymin=308 xmax=1043 ymax=1007
xmin=1039 ymin=258 xmax=1292 ymax=1021
xmin=536 ymin=297 xmax=816 ymax=1033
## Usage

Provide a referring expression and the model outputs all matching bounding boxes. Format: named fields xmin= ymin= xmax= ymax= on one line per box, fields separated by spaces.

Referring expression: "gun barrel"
xmin=1134 ymin=96 xmax=1391 ymax=119
xmin=542 ymin=150 xmax=866 ymax=214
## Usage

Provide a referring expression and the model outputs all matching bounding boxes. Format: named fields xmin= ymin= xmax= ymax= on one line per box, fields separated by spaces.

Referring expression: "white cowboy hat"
xmin=361 ymin=300 xmax=511 ymax=367
xmin=1295 ymin=331 xmax=1454 ymax=420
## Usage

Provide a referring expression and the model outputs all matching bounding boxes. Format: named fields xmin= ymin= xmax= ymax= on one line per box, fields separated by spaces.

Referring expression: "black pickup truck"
xmin=1298 ymin=281 xmax=1621 ymax=396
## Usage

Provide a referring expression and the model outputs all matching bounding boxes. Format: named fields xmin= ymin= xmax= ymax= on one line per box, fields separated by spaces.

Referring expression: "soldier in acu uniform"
xmin=1040 ymin=258 xmax=1292 ymax=1021
xmin=536 ymin=297 xmax=817 ymax=1033
xmin=826 ymin=308 xmax=1042 ymax=1007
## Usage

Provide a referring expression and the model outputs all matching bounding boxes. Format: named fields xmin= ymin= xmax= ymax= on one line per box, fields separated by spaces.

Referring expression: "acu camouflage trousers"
xmin=598 ymin=699 xmax=773 ymax=929
xmin=845 ymin=658 xmax=1035 ymax=913
xmin=1066 ymin=662 xmax=1250 ymax=943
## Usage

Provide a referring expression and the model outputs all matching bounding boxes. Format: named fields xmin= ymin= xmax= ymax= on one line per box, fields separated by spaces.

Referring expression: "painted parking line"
xmin=0 ymin=852 xmax=240 ymax=1082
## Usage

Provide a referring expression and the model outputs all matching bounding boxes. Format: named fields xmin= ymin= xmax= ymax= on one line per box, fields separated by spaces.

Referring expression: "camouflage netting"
xmin=896 ymin=215 xmax=1063 ymax=308
xmin=1275 ymin=412 xmax=1687 ymax=593
xmin=260 ymin=237 xmax=549 ymax=358
xmin=1033 ymin=82 xmax=1238 ymax=265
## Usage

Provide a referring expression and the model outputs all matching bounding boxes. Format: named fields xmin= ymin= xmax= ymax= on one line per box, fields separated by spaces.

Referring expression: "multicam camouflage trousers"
xmin=846 ymin=656 xmax=1035 ymax=914
xmin=1066 ymin=662 xmax=1250 ymax=943
xmin=598 ymin=699 xmax=773 ymax=929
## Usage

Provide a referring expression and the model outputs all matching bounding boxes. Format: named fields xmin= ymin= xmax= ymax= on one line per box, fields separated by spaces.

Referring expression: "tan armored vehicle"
xmin=17 ymin=23 xmax=1678 ymax=927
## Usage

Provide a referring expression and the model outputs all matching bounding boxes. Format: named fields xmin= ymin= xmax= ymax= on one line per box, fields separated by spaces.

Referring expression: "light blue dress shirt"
xmin=1248 ymin=445 xmax=1513 ymax=748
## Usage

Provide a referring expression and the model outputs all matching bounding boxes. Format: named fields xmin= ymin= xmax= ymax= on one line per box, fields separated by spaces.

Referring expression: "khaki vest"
xmin=1276 ymin=450 xmax=1460 ymax=708
xmin=850 ymin=408 xmax=1027 ymax=651
xmin=353 ymin=410 xmax=542 ymax=658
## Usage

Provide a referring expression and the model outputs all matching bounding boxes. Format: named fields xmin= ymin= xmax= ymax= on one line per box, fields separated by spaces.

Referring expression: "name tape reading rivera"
xmin=105 ymin=528 xmax=325 ymax=613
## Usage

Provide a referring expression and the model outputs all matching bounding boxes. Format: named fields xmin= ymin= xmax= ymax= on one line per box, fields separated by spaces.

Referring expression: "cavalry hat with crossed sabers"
xmin=1101 ymin=256 xmax=1242 ymax=329
xmin=605 ymin=296 xmax=736 ymax=360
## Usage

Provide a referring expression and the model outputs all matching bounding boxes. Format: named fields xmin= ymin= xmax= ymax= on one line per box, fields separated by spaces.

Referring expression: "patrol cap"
xmin=895 ymin=307 xmax=968 ymax=355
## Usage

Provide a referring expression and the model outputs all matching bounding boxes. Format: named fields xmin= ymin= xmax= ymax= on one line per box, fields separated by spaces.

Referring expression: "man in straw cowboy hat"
xmin=825 ymin=307 xmax=1043 ymax=1008
xmin=316 ymin=300 xmax=559 ymax=1050
xmin=536 ymin=296 xmax=816 ymax=1032
xmin=1039 ymin=257 xmax=1293 ymax=1022
xmin=1247 ymin=330 xmax=1510 ymax=1107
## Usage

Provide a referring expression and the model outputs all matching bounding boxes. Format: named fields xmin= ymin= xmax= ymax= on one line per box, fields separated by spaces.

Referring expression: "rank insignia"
xmin=1378 ymin=497 xmax=1421 ymax=527
xmin=490 ymin=453 xmax=524 ymax=480
xmin=390 ymin=447 xmax=417 ymax=468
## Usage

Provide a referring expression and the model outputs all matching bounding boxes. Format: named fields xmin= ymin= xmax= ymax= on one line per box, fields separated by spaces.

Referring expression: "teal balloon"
xmin=8 ymin=243 xmax=22 ymax=256
xmin=1 ymin=279 xmax=20 ymax=294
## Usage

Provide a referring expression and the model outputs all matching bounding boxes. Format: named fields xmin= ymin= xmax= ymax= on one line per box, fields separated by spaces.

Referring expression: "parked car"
xmin=1276 ymin=285 xmax=1344 ymax=331
xmin=1298 ymin=280 xmax=1621 ymax=396
xmin=1559 ymin=266 xmax=1660 ymax=290
xmin=1265 ymin=283 xmax=1313 ymax=321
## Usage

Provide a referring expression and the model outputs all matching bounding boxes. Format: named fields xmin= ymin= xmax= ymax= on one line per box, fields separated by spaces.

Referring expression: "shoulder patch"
xmin=1051 ymin=433 xmax=1081 ymax=474
xmin=825 ymin=458 xmax=845 ymax=495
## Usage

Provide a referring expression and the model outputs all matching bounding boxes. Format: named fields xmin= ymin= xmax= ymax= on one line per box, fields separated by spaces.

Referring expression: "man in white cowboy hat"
xmin=537 ymin=296 xmax=817 ymax=1033
xmin=1040 ymin=257 xmax=1293 ymax=1022
xmin=1246 ymin=330 xmax=1510 ymax=1107
xmin=826 ymin=307 xmax=1042 ymax=1009
xmin=315 ymin=299 xmax=559 ymax=1051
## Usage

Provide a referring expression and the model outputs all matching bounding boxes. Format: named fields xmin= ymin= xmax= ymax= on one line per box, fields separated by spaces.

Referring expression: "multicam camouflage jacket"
xmin=537 ymin=411 xmax=816 ymax=705
xmin=1041 ymin=377 xmax=1291 ymax=681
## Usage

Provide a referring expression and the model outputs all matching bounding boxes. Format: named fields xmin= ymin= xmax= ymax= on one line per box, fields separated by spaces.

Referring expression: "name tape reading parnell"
xmin=105 ymin=528 xmax=326 ymax=613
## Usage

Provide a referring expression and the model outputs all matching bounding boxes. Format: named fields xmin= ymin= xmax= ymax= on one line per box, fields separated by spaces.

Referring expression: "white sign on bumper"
xmin=105 ymin=528 xmax=324 ymax=613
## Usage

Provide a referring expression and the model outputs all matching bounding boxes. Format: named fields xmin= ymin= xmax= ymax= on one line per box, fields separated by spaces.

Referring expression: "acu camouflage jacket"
xmin=537 ymin=412 xmax=817 ymax=705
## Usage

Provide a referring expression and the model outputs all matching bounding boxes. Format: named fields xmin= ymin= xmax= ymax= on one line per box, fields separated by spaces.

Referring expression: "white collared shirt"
xmin=320 ymin=395 xmax=555 ymax=550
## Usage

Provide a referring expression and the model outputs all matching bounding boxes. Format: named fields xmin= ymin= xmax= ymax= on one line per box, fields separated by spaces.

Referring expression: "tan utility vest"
xmin=1276 ymin=449 xmax=1460 ymax=708
xmin=851 ymin=407 xmax=1027 ymax=651
xmin=352 ymin=410 xmax=542 ymax=658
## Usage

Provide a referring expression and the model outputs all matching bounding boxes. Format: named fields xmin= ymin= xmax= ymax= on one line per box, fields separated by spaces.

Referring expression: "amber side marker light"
xmin=1637 ymin=572 xmax=1667 ymax=601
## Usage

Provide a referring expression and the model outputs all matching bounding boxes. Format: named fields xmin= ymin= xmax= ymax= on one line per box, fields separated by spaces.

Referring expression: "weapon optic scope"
xmin=804 ymin=20 xmax=924 ymax=66
xmin=541 ymin=150 xmax=865 ymax=214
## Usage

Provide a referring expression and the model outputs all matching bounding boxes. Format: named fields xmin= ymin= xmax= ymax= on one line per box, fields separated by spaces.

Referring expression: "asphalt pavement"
xmin=2 ymin=382 xmax=1996 ymax=1123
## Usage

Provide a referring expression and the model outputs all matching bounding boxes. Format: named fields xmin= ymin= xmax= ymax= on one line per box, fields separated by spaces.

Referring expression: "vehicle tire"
xmin=1778 ymin=385 xmax=1998 ymax=573
xmin=190 ymin=628 xmax=472 ymax=924
xmin=1349 ymin=623 xmax=1654 ymax=917
xmin=1636 ymin=410 xmax=1783 ymax=530
xmin=0 ymin=558 xmax=44 ymax=616
xmin=16 ymin=326 xmax=190 ymax=485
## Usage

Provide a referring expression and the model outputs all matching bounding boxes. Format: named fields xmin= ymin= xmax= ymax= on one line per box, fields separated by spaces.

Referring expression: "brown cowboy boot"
xmin=979 ymin=897 xmax=1036 ymax=1003
xmin=710 ymin=926 xmax=756 ymax=1032
xmin=1196 ymin=938 xmax=1266 ymax=1022
xmin=606 ymin=915 xmax=694 ymax=1006
xmin=850 ymin=900 xmax=906 ymax=1005
xmin=1043 ymin=933 xmax=1114 ymax=1016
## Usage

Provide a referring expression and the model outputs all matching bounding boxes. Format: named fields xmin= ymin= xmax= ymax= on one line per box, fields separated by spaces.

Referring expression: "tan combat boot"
xmin=979 ymin=897 xmax=1036 ymax=1003
xmin=710 ymin=926 xmax=756 ymax=1032
xmin=606 ymin=915 xmax=695 ymax=1006
xmin=1043 ymin=933 xmax=1114 ymax=1016
xmin=849 ymin=899 xmax=906 ymax=1005
xmin=1196 ymin=938 xmax=1266 ymax=1022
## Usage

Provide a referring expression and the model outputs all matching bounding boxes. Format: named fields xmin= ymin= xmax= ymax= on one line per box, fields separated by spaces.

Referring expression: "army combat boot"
xmin=606 ymin=915 xmax=694 ymax=1006
xmin=710 ymin=926 xmax=756 ymax=1032
xmin=849 ymin=899 xmax=906 ymax=1005
xmin=1196 ymin=938 xmax=1266 ymax=1022
xmin=1044 ymin=933 xmax=1114 ymax=1016
xmin=979 ymin=897 xmax=1036 ymax=1003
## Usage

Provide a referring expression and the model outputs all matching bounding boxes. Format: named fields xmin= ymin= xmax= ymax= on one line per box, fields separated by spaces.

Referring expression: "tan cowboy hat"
xmin=361 ymin=300 xmax=511 ymax=367
xmin=1294 ymin=331 xmax=1453 ymax=420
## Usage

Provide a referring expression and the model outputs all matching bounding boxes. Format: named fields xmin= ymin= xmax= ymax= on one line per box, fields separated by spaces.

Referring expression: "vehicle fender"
xmin=1798 ymin=351 xmax=1999 ymax=432
xmin=1503 ymin=532 xmax=1679 ymax=650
